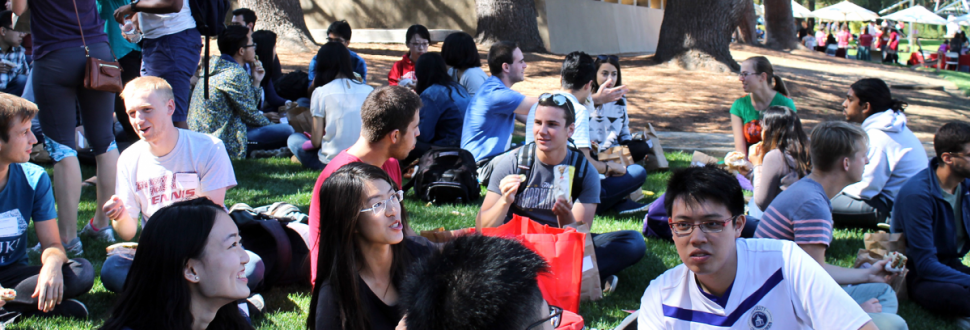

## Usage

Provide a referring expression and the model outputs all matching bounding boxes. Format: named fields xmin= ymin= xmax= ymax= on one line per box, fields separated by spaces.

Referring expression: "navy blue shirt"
xmin=418 ymin=83 xmax=470 ymax=147
xmin=30 ymin=0 xmax=109 ymax=59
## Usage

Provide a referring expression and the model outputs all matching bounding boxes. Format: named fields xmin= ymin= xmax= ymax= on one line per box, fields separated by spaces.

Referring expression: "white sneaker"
xmin=79 ymin=222 xmax=116 ymax=242
xmin=64 ymin=237 xmax=83 ymax=256
xmin=603 ymin=275 xmax=619 ymax=295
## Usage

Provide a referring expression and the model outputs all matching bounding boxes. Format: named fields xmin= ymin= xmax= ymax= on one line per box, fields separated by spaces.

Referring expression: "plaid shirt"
xmin=0 ymin=46 xmax=28 ymax=90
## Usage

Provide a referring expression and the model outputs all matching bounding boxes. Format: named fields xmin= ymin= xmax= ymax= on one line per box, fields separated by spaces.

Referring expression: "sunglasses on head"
xmin=597 ymin=55 xmax=619 ymax=62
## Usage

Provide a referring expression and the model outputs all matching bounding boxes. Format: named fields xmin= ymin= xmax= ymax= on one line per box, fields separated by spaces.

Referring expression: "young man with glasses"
xmin=754 ymin=121 xmax=907 ymax=330
xmin=892 ymin=122 xmax=970 ymax=327
xmin=400 ymin=235 xmax=562 ymax=330
xmin=387 ymin=24 xmax=429 ymax=87
xmin=0 ymin=10 xmax=27 ymax=96
xmin=477 ymin=93 xmax=644 ymax=292
xmin=308 ymin=20 xmax=367 ymax=85
xmin=638 ymin=165 xmax=877 ymax=329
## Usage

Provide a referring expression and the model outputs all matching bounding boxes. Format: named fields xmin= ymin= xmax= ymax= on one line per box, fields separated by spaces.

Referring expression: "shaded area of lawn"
xmin=11 ymin=153 xmax=967 ymax=329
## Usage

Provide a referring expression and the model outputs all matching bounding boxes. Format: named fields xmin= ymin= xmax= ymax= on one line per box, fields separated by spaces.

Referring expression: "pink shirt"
xmin=836 ymin=31 xmax=851 ymax=48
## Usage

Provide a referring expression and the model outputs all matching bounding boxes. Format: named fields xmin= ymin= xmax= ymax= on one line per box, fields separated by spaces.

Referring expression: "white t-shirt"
xmin=524 ymin=92 xmax=591 ymax=149
xmin=116 ymin=129 xmax=237 ymax=225
xmin=310 ymin=78 xmax=374 ymax=164
xmin=638 ymin=239 xmax=870 ymax=330
xmin=138 ymin=1 xmax=196 ymax=39
xmin=447 ymin=67 xmax=489 ymax=97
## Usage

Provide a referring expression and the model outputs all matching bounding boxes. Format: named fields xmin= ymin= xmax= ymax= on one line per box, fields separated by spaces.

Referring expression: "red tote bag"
xmin=482 ymin=215 xmax=585 ymax=313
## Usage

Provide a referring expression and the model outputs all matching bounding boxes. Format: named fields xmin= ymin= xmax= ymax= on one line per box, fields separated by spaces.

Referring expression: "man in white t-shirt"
xmin=637 ymin=166 xmax=877 ymax=329
xmin=113 ymin=0 xmax=201 ymax=129
xmin=98 ymin=77 xmax=254 ymax=293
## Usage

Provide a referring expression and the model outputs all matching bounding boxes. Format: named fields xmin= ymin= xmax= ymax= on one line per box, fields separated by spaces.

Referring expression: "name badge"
xmin=0 ymin=209 xmax=25 ymax=238
xmin=174 ymin=172 xmax=200 ymax=191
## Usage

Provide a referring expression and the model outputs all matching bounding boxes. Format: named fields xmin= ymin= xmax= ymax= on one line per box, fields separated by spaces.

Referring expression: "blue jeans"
xmin=592 ymin=230 xmax=646 ymax=281
xmin=597 ymin=164 xmax=648 ymax=214
xmin=246 ymin=123 xmax=294 ymax=152
xmin=843 ymin=283 xmax=908 ymax=330
xmin=141 ymin=28 xmax=202 ymax=122
xmin=3 ymin=74 xmax=28 ymax=96
xmin=857 ymin=47 xmax=871 ymax=61
xmin=286 ymin=132 xmax=324 ymax=170
xmin=102 ymin=250 xmax=265 ymax=293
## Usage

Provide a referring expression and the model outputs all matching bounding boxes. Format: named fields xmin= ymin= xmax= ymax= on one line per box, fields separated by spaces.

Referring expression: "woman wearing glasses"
xmin=308 ymin=163 xmax=435 ymax=330
xmin=388 ymin=24 xmax=430 ymax=88
xmin=729 ymin=56 xmax=796 ymax=158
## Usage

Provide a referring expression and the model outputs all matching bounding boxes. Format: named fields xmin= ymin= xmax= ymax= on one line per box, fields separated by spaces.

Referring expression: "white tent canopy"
xmin=882 ymin=5 xmax=949 ymax=25
xmin=812 ymin=1 xmax=880 ymax=21
xmin=756 ymin=1 xmax=815 ymax=18
xmin=952 ymin=13 xmax=970 ymax=25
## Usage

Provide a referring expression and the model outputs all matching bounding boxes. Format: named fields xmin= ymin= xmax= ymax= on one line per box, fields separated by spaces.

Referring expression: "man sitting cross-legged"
xmin=477 ymin=93 xmax=645 ymax=292
xmin=638 ymin=165 xmax=876 ymax=329
xmin=892 ymin=122 xmax=970 ymax=327
xmin=755 ymin=121 xmax=907 ymax=330
xmin=0 ymin=93 xmax=94 ymax=320
xmin=99 ymin=77 xmax=263 ymax=294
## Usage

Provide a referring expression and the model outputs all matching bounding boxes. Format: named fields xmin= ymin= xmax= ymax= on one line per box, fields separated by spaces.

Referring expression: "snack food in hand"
xmin=106 ymin=242 xmax=138 ymax=256
xmin=553 ymin=165 xmax=574 ymax=201
xmin=0 ymin=287 xmax=15 ymax=301
xmin=883 ymin=251 xmax=908 ymax=273
xmin=724 ymin=151 xmax=747 ymax=167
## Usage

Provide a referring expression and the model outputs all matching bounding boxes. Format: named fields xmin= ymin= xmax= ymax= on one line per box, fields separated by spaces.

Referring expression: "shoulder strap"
xmin=512 ymin=143 xmax=536 ymax=199
xmin=70 ymin=0 xmax=89 ymax=57
xmin=567 ymin=149 xmax=588 ymax=201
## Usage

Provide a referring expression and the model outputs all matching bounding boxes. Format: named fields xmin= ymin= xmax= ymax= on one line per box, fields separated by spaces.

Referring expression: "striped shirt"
xmin=755 ymin=177 xmax=834 ymax=246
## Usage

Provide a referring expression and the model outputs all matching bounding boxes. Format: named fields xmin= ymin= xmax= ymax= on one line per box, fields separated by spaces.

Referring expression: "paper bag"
xmin=863 ymin=232 xmax=906 ymax=256
xmin=690 ymin=151 xmax=720 ymax=167
xmin=419 ymin=227 xmax=476 ymax=243
xmin=574 ymin=222 xmax=602 ymax=302
xmin=285 ymin=106 xmax=313 ymax=135
xmin=642 ymin=123 xmax=669 ymax=171
xmin=600 ymin=146 xmax=635 ymax=168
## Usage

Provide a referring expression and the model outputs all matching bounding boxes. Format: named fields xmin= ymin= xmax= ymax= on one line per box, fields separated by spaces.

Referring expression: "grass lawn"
xmin=10 ymin=152 xmax=968 ymax=329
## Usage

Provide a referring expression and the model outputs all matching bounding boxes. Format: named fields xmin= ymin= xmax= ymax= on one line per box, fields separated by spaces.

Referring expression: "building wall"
xmin=302 ymin=0 xmax=477 ymax=34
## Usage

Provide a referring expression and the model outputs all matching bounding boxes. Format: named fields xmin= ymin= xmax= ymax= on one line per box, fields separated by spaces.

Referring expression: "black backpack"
xmin=189 ymin=0 xmax=230 ymax=100
xmin=275 ymin=70 xmax=310 ymax=101
xmin=512 ymin=142 xmax=590 ymax=201
xmin=407 ymin=147 xmax=480 ymax=204
xmin=228 ymin=203 xmax=311 ymax=291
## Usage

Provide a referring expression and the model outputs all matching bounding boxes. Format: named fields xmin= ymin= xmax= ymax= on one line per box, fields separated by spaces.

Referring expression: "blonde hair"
xmin=810 ymin=121 xmax=868 ymax=172
xmin=120 ymin=76 xmax=175 ymax=102
xmin=0 ymin=93 xmax=38 ymax=142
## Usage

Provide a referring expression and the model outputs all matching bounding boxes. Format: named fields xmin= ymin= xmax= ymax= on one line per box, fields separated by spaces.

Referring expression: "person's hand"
xmin=552 ymin=196 xmax=575 ymax=226
xmin=606 ymin=162 xmax=627 ymax=177
xmin=860 ymin=298 xmax=882 ymax=313
xmin=103 ymin=195 xmax=127 ymax=221
xmin=263 ymin=112 xmax=280 ymax=123
xmin=748 ymin=143 xmax=764 ymax=166
xmin=498 ymin=174 xmax=525 ymax=205
xmin=866 ymin=259 xmax=894 ymax=283
xmin=0 ymin=62 xmax=10 ymax=74
xmin=0 ymin=298 xmax=5 ymax=308
xmin=113 ymin=4 xmax=134 ymax=24
xmin=592 ymin=77 xmax=628 ymax=105
xmin=33 ymin=261 xmax=64 ymax=312
xmin=395 ymin=315 xmax=407 ymax=330
xmin=252 ymin=61 xmax=266 ymax=86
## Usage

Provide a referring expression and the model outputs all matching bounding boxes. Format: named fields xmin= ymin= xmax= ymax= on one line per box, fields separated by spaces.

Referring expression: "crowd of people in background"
xmin=0 ymin=1 xmax=969 ymax=329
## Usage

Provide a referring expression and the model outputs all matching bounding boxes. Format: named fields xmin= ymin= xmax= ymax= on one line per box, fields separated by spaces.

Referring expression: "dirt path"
xmin=277 ymin=43 xmax=969 ymax=141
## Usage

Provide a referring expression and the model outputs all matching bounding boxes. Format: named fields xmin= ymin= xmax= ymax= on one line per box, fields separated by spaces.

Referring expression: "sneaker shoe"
xmin=79 ymin=222 xmax=116 ymax=243
xmin=603 ymin=275 xmax=619 ymax=295
xmin=617 ymin=200 xmax=651 ymax=215
xmin=64 ymin=237 xmax=83 ymax=256
xmin=28 ymin=242 xmax=41 ymax=254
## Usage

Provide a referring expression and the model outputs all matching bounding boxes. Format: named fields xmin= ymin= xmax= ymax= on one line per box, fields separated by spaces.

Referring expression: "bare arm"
xmin=33 ymin=220 xmax=67 ymax=312
xmin=513 ymin=96 xmax=539 ymax=115
xmin=11 ymin=0 xmax=26 ymax=16
xmin=799 ymin=243 xmax=891 ymax=285
xmin=573 ymin=202 xmax=596 ymax=228
xmin=730 ymin=114 xmax=746 ymax=155
xmin=200 ymin=187 xmax=227 ymax=206
xmin=476 ymin=191 xmax=512 ymax=232
xmin=113 ymin=0 xmax=182 ymax=23
xmin=859 ymin=321 xmax=879 ymax=330
xmin=311 ymin=117 xmax=325 ymax=149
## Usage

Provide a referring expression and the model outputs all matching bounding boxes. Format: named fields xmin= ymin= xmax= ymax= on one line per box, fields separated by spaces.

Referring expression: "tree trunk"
xmin=654 ymin=0 xmax=746 ymax=72
xmin=475 ymin=0 xmax=546 ymax=52
xmin=238 ymin=0 xmax=315 ymax=53
xmin=736 ymin=0 xmax=759 ymax=45
xmin=807 ymin=0 xmax=816 ymax=30
xmin=764 ymin=0 xmax=800 ymax=49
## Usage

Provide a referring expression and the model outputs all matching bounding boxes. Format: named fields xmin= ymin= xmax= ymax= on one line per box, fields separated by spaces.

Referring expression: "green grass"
xmin=10 ymin=152 xmax=964 ymax=329
xmin=938 ymin=69 xmax=970 ymax=97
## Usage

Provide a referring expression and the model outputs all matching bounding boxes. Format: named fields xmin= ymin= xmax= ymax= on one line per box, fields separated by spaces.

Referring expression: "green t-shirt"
xmin=941 ymin=185 xmax=966 ymax=252
xmin=729 ymin=92 xmax=797 ymax=124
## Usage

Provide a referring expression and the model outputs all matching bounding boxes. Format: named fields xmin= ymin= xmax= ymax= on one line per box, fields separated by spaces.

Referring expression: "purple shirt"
xmin=29 ymin=0 xmax=109 ymax=60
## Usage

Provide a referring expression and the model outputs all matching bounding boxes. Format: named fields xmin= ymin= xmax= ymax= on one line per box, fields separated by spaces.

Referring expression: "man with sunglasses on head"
xmin=755 ymin=121 xmax=907 ymax=330
xmin=638 ymin=165 xmax=877 ymax=329
xmin=477 ymin=93 xmax=644 ymax=293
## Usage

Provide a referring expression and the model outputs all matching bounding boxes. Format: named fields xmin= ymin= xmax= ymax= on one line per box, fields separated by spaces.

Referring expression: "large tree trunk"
xmin=736 ymin=0 xmax=759 ymax=45
xmin=238 ymin=0 xmax=315 ymax=52
xmin=764 ymin=0 xmax=800 ymax=49
xmin=475 ymin=0 xmax=546 ymax=52
xmin=654 ymin=0 xmax=746 ymax=72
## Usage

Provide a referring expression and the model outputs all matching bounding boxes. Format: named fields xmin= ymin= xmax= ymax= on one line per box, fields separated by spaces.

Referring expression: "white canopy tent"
xmin=882 ymin=5 xmax=949 ymax=25
xmin=812 ymin=1 xmax=880 ymax=21
xmin=953 ymin=13 xmax=970 ymax=24
xmin=756 ymin=1 xmax=815 ymax=18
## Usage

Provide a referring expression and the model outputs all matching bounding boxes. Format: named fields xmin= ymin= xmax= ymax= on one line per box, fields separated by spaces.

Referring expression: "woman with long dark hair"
xmin=404 ymin=52 xmax=471 ymax=165
xmin=441 ymin=32 xmax=488 ymax=97
xmin=748 ymin=106 xmax=811 ymax=215
xmin=252 ymin=30 xmax=289 ymax=112
xmin=286 ymin=41 xmax=374 ymax=170
xmin=729 ymin=56 xmax=796 ymax=158
xmin=308 ymin=163 xmax=435 ymax=330
xmin=100 ymin=198 xmax=253 ymax=330
xmin=834 ymin=78 xmax=927 ymax=228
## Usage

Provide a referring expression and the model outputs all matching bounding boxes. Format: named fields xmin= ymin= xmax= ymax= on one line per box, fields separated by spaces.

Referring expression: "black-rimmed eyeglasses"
xmin=525 ymin=305 xmax=563 ymax=330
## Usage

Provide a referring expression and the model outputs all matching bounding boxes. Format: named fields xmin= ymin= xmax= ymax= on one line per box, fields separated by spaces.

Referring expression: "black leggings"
xmin=113 ymin=51 xmax=143 ymax=143
xmin=0 ymin=259 xmax=94 ymax=311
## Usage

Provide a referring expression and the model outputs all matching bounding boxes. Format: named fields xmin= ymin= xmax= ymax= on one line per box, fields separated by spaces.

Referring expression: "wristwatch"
xmin=130 ymin=0 xmax=140 ymax=12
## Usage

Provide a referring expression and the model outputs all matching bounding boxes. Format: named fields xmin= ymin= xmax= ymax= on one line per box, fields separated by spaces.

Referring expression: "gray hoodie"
xmin=841 ymin=110 xmax=928 ymax=201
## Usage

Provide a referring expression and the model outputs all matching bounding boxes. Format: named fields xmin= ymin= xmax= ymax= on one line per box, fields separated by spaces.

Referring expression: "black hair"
xmin=809 ymin=121 xmax=868 ymax=173
xmin=231 ymin=8 xmax=256 ymax=26
xmin=0 ymin=10 xmax=12 ymax=30
xmin=935 ymin=122 xmax=970 ymax=158
xmin=560 ymin=51 xmax=596 ymax=91
xmin=307 ymin=163 xmax=414 ymax=330
xmin=415 ymin=52 xmax=467 ymax=101
xmin=850 ymin=78 xmax=907 ymax=114
xmin=326 ymin=20 xmax=352 ymax=41
xmin=405 ymin=24 xmax=430 ymax=44
xmin=100 ymin=198 xmax=252 ymax=330
xmin=360 ymin=86 xmax=422 ymax=143
xmin=217 ymin=25 xmax=251 ymax=56
xmin=252 ymin=30 xmax=279 ymax=81
xmin=441 ymin=32 xmax=481 ymax=70
xmin=487 ymin=41 xmax=518 ymax=77
xmin=664 ymin=166 xmax=745 ymax=219
xmin=399 ymin=235 xmax=549 ymax=330
xmin=760 ymin=106 xmax=811 ymax=176
xmin=538 ymin=93 xmax=576 ymax=127
xmin=591 ymin=56 xmax=622 ymax=91
xmin=311 ymin=41 xmax=356 ymax=89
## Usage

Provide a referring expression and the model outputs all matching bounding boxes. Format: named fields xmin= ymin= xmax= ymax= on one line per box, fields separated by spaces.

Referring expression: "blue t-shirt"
xmin=419 ymin=83 xmax=470 ymax=147
xmin=460 ymin=76 xmax=526 ymax=162
xmin=0 ymin=163 xmax=57 ymax=266
xmin=307 ymin=50 xmax=368 ymax=85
